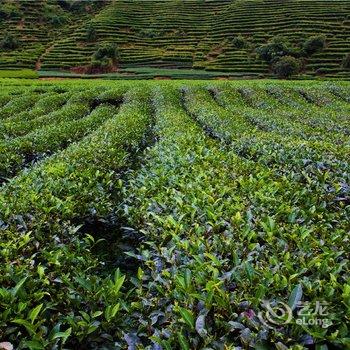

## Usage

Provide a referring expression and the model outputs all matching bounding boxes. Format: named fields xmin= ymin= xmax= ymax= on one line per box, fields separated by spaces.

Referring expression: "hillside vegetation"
xmin=0 ymin=0 xmax=349 ymax=78
xmin=0 ymin=0 xmax=107 ymax=69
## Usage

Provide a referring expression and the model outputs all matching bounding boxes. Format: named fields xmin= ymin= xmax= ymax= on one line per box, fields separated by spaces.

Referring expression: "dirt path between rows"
xmin=35 ymin=43 xmax=55 ymax=70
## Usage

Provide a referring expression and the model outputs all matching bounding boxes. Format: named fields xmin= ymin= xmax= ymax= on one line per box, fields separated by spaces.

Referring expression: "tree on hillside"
xmin=0 ymin=2 xmax=22 ymax=19
xmin=93 ymin=43 xmax=118 ymax=65
xmin=232 ymin=35 xmax=247 ymax=49
xmin=256 ymin=34 xmax=329 ymax=78
xmin=273 ymin=55 xmax=301 ymax=78
xmin=256 ymin=35 xmax=295 ymax=63
xmin=88 ymin=43 xmax=119 ymax=73
xmin=342 ymin=53 xmax=350 ymax=69
xmin=43 ymin=4 xmax=68 ymax=26
xmin=0 ymin=32 xmax=19 ymax=50
xmin=303 ymin=35 xmax=326 ymax=56
xmin=86 ymin=23 xmax=97 ymax=42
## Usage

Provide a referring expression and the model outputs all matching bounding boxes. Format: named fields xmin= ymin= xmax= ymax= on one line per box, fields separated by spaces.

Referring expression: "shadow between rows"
xmin=0 ymin=97 xmax=124 ymax=187
xmin=72 ymin=100 xmax=157 ymax=276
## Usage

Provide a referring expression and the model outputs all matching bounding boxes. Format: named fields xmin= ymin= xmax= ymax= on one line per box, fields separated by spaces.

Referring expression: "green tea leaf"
xmin=29 ymin=304 xmax=43 ymax=324
xmin=113 ymin=274 xmax=125 ymax=295
xmin=288 ymin=284 xmax=303 ymax=310
xmin=22 ymin=340 xmax=44 ymax=350
xmin=178 ymin=307 xmax=195 ymax=329
xmin=11 ymin=276 xmax=28 ymax=297
xmin=51 ymin=327 xmax=72 ymax=343
xmin=12 ymin=319 xmax=36 ymax=335
xmin=177 ymin=332 xmax=190 ymax=350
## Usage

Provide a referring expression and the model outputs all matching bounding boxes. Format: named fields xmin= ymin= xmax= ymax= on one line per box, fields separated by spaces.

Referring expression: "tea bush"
xmin=0 ymin=79 xmax=349 ymax=349
xmin=0 ymin=83 xmax=153 ymax=349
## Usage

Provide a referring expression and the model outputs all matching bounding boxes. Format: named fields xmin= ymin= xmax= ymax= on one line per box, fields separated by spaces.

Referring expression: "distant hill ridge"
xmin=0 ymin=0 xmax=349 ymax=78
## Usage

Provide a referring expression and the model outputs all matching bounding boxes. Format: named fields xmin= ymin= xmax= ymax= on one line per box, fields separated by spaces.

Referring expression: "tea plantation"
xmin=0 ymin=78 xmax=349 ymax=349
xmin=0 ymin=0 xmax=350 ymax=78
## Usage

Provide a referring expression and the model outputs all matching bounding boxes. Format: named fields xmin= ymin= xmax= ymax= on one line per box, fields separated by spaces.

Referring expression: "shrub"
xmin=88 ymin=43 xmax=119 ymax=73
xmin=93 ymin=43 xmax=118 ymax=64
xmin=50 ymin=15 xmax=66 ymax=26
xmin=91 ymin=57 xmax=110 ymax=68
xmin=69 ymin=0 xmax=98 ymax=12
xmin=256 ymin=35 xmax=293 ymax=63
xmin=43 ymin=4 xmax=67 ymax=26
xmin=342 ymin=53 xmax=350 ymax=68
xmin=57 ymin=0 xmax=70 ymax=11
xmin=315 ymin=67 xmax=329 ymax=75
xmin=303 ymin=35 xmax=326 ymax=56
xmin=272 ymin=55 xmax=301 ymax=78
xmin=232 ymin=35 xmax=246 ymax=49
xmin=0 ymin=3 xmax=21 ymax=18
xmin=86 ymin=23 xmax=97 ymax=42
xmin=0 ymin=32 xmax=19 ymax=50
xmin=58 ymin=0 xmax=104 ymax=13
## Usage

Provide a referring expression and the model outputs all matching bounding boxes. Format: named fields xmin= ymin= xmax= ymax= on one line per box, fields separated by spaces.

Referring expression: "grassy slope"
xmin=0 ymin=0 xmax=349 ymax=78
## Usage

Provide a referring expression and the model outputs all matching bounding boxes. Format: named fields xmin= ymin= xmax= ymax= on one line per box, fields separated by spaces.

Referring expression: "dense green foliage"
xmin=0 ymin=79 xmax=349 ymax=349
xmin=303 ymin=35 xmax=327 ymax=56
xmin=256 ymin=35 xmax=331 ymax=78
xmin=342 ymin=53 xmax=350 ymax=69
xmin=232 ymin=36 xmax=247 ymax=49
xmin=0 ymin=70 xmax=38 ymax=78
xmin=257 ymin=36 xmax=294 ymax=64
xmin=0 ymin=0 xmax=349 ymax=79
xmin=85 ymin=23 xmax=98 ymax=42
xmin=0 ymin=32 xmax=19 ymax=51
xmin=272 ymin=56 xmax=301 ymax=79
xmin=90 ymin=43 xmax=119 ymax=72
xmin=0 ymin=0 xmax=106 ymax=69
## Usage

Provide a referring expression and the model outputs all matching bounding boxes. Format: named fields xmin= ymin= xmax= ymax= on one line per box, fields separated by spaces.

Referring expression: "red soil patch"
xmin=206 ymin=45 xmax=225 ymax=61
xmin=154 ymin=76 xmax=172 ymax=80
xmin=17 ymin=18 xmax=25 ymax=29
xmin=215 ymin=76 xmax=230 ymax=80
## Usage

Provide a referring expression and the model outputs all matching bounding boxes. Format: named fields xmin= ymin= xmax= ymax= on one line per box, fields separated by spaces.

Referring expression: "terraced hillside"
xmin=0 ymin=0 xmax=107 ymax=69
xmin=1 ymin=0 xmax=349 ymax=78
xmin=0 ymin=78 xmax=349 ymax=349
